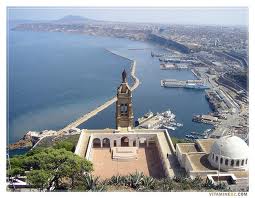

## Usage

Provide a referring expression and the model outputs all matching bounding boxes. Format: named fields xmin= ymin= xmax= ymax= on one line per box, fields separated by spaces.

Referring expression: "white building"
xmin=176 ymin=135 xmax=249 ymax=190
xmin=208 ymin=135 xmax=248 ymax=171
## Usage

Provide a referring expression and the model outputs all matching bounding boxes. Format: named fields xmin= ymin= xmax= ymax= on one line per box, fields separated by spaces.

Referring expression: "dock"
xmin=58 ymin=60 xmax=139 ymax=134
xmin=192 ymin=114 xmax=219 ymax=125
xmin=137 ymin=115 xmax=161 ymax=129
xmin=161 ymin=79 xmax=209 ymax=89
xmin=160 ymin=63 xmax=189 ymax=70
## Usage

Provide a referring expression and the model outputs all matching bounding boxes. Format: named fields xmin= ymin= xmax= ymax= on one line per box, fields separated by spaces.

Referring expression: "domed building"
xmin=208 ymin=135 xmax=248 ymax=171
xmin=176 ymin=135 xmax=249 ymax=189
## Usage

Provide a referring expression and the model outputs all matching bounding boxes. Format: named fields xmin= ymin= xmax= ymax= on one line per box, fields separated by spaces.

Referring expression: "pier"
xmin=58 ymin=60 xmax=139 ymax=134
xmin=161 ymin=79 xmax=209 ymax=89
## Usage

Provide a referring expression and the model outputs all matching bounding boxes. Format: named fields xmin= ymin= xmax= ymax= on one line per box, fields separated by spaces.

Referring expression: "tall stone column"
xmin=136 ymin=139 xmax=139 ymax=148
xmin=117 ymin=139 xmax=121 ymax=147
xmin=129 ymin=139 xmax=133 ymax=147
xmin=110 ymin=139 xmax=113 ymax=148
xmin=146 ymin=139 xmax=149 ymax=147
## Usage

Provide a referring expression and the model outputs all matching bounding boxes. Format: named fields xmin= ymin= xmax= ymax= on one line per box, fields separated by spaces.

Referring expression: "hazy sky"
xmin=8 ymin=7 xmax=248 ymax=26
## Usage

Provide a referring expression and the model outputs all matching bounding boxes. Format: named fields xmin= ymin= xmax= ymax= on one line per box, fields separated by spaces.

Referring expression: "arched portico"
xmin=93 ymin=138 xmax=101 ymax=148
xmin=121 ymin=136 xmax=129 ymax=147
xmin=139 ymin=137 xmax=147 ymax=147
xmin=102 ymin=138 xmax=110 ymax=148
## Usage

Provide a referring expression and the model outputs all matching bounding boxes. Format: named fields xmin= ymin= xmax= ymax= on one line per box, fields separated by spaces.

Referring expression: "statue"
xmin=122 ymin=69 xmax=127 ymax=83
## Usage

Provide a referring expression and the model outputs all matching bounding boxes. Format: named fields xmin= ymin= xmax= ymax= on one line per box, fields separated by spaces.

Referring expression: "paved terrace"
xmin=91 ymin=145 xmax=165 ymax=179
xmin=187 ymin=153 xmax=217 ymax=172
xmin=196 ymin=139 xmax=215 ymax=153
xmin=75 ymin=129 xmax=181 ymax=178
xmin=177 ymin=143 xmax=200 ymax=153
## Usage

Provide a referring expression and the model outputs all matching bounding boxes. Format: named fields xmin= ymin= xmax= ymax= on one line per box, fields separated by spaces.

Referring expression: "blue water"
xmin=8 ymin=28 xmax=212 ymax=147
xmin=79 ymin=48 xmax=212 ymax=138
xmin=8 ymin=31 xmax=131 ymax=143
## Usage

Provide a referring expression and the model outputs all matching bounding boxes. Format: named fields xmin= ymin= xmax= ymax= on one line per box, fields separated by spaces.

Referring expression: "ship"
xmin=185 ymin=134 xmax=195 ymax=138
xmin=161 ymin=109 xmax=176 ymax=119
xmin=185 ymin=83 xmax=209 ymax=89
xmin=144 ymin=111 xmax=154 ymax=118
xmin=176 ymin=123 xmax=183 ymax=127
xmin=136 ymin=109 xmax=183 ymax=131
xmin=137 ymin=111 xmax=154 ymax=125
xmin=162 ymin=125 xmax=176 ymax=130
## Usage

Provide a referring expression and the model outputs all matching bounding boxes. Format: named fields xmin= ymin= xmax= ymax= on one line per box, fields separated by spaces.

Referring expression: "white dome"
xmin=210 ymin=135 xmax=248 ymax=159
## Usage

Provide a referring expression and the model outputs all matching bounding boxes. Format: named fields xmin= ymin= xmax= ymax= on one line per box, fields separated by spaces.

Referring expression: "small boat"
xmin=144 ymin=111 xmax=154 ymax=118
xmin=162 ymin=110 xmax=176 ymax=119
xmin=176 ymin=123 xmax=183 ymax=127
xmin=186 ymin=135 xmax=194 ymax=138
xmin=163 ymin=125 xmax=176 ymax=130
xmin=190 ymin=132 xmax=198 ymax=135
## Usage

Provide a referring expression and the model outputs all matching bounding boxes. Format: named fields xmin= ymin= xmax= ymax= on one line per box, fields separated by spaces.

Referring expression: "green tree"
xmin=53 ymin=141 xmax=75 ymax=152
xmin=27 ymin=170 xmax=51 ymax=191
xmin=7 ymin=167 xmax=25 ymax=178
xmin=8 ymin=148 xmax=93 ymax=191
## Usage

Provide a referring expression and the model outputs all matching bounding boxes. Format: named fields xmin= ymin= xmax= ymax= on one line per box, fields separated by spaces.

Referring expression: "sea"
xmin=8 ymin=26 xmax=212 ymax=155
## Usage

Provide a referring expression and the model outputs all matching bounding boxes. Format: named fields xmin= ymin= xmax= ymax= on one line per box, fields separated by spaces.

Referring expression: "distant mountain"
xmin=52 ymin=15 xmax=100 ymax=24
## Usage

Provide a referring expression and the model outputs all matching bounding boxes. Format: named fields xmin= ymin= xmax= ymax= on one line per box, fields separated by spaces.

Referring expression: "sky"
xmin=8 ymin=7 xmax=248 ymax=26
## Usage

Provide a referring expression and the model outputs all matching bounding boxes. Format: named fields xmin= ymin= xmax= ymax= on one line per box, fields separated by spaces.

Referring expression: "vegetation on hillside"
xmin=7 ymin=141 xmax=228 ymax=192
xmin=7 ymin=148 xmax=93 ymax=191
xmin=72 ymin=171 xmax=228 ymax=192
xmin=35 ymin=134 xmax=80 ymax=151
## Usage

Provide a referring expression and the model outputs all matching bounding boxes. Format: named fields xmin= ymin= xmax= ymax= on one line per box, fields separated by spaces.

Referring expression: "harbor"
xmin=136 ymin=110 xmax=183 ymax=131
xmin=161 ymin=79 xmax=209 ymax=89
xmin=160 ymin=63 xmax=189 ymax=70
xmin=184 ymin=129 xmax=212 ymax=141
xmin=192 ymin=114 xmax=219 ymax=125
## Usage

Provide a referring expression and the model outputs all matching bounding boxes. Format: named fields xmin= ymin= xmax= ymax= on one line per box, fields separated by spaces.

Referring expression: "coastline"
xmin=8 ymin=50 xmax=140 ymax=152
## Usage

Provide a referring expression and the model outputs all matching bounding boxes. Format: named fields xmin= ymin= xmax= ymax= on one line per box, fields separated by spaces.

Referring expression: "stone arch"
xmin=231 ymin=159 xmax=234 ymax=166
xmin=139 ymin=138 xmax=147 ymax=147
xmin=212 ymin=153 xmax=215 ymax=160
xmin=225 ymin=159 xmax=229 ymax=166
xmin=241 ymin=159 xmax=244 ymax=166
xmin=121 ymin=136 xmax=129 ymax=147
xmin=93 ymin=138 xmax=101 ymax=148
xmin=236 ymin=160 xmax=240 ymax=166
xmin=133 ymin=140 xmax=136 ymax=147
xmin=215 ymin=156 xmax=218 ymax=162
xmin=102 ymin=138 xmax=110 ymax=148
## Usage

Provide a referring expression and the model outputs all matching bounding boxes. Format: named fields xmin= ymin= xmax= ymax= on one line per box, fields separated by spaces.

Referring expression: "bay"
xmin=8 ymin=29 xmax=212 ymax=145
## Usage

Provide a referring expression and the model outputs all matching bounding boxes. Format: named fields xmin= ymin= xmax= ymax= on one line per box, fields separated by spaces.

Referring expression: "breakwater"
xmin=58 ymin=54 xmax=139 ymax=134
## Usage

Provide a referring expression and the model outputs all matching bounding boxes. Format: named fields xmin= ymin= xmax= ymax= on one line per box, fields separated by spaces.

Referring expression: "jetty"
xmin=58 ymin=60 xmax=139 ymax=134
xmin=161 ymin=79 xmax=209 ymax=89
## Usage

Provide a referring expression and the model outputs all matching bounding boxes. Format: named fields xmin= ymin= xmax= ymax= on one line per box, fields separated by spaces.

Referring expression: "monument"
xmin=115 ymin=69 xmax=134 ymax=129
